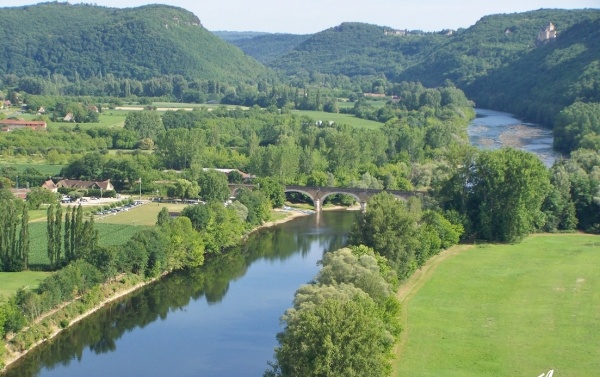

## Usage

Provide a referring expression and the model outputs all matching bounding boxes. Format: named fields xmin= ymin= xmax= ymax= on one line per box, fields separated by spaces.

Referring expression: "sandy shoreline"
xmin=1 ymin=209 xmax=309 ymax=372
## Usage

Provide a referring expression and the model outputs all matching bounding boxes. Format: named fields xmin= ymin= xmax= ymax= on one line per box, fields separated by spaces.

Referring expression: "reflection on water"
xmin=2 ymin=211 xmax=355 ymax=377
xmin=468 ymin=108 xmax=562 ymax=167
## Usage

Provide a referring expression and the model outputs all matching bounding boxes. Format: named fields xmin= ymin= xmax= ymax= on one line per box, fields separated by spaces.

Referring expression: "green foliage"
xmin=0 ymin=195 xmax=28 ymax=272
xmin=161 ymin=217 xmax=205 ymax=269
xmin=236 ymin=188 xmax=272 ymax=227
xmin=350 ymin=193 xmax=463 ymax=278
xmin=550 ymin=149 xmax=600 ymax=232
xmin=0 ymin=3 xmax=269 ymax=83
xmin=198 ymin=170 xmax=230 ymax=202
xmin=266 ymin=246 xmax=400 ymax=377
xmin=350 ymin=193 xmax=420 ymax=278
xmin=180 ymin=202 xmax=244 ymax=254
xmin=26 ymin=188 xmax=58 ymax=209
xmin=554 ymin=102 xmax=600 ymax=153
xmin=436 ymin=148 xmax=551 ymax=242
xmin=124 ymin=110 xmax=164 ymax=141
xmin=225 ymin=33 xmax=310 ymax=64
xmin=255 ymin=177 xmax=285 ymax=208
xmin=156 ymin=207 xmax=170 ymax=226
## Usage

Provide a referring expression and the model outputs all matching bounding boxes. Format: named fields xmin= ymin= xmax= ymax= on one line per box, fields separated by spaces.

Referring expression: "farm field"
xmin=291 ymin=109 xmax=384 ymax=129
xmin=0 ymin=161 xmax=64 ymax=176
xmin=395 ymin=234 xmax=600 ymax=377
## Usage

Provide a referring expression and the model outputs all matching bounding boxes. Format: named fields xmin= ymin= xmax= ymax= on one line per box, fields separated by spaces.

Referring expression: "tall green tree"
xmin=349 ymin=193 xmax=420 ymax=278
xmin=438 ymin=148 xmax=551 ymax=242
xmin=47 ymin=204 xmax=56 ymax=268
xmin=18 ymin=204 xmax=30 ymax=270
xmin=64 ymin=206 xmax=72 ymax=262
xmin=198 ymin=170 xmax=230 ymax=202
xmin=268 ymin=296 xmax=393 ymax=377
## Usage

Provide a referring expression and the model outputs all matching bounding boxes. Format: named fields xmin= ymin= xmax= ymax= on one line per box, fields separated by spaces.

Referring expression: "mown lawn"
xmin=96 ymin=202 xmax=188 ymax=226
xmin=396 ymin=234 xmax=600 ymax=377
xmin=0 ymin=271 xmax=52 ymax=302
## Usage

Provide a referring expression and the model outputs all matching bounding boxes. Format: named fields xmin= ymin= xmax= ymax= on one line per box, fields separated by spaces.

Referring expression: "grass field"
xmin=0 ymin=271 xmax=52 ymax=302
xmin=96 ymin=202 xmax=188 ymax=226
xmin=395 ymin=234 xmax=600 ymax=377
xmin=0 ymin=161 xmax=64 ymax=176
xmin=291 ymin=110 xmax=384 ymax=129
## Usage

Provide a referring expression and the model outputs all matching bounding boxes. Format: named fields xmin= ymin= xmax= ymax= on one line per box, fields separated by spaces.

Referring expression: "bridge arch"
xmin=284 ymin=188 xmax=317 ymax=209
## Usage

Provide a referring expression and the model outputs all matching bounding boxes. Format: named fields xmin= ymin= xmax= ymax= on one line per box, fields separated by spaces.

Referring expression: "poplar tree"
xmin=53 ymin=204 xmax=62 ymax=265
xmin=64 ymin=206 xmax=72 ymax=262
xmin=18 ymin=204 xmax=29 ymax=270
xmin=70 ymin=205 xmax=77 ymax=259
xmin=47 ymin=204 xmax=56 ymax=267
xmin=74 ymin=204 xmax=84 ymax=259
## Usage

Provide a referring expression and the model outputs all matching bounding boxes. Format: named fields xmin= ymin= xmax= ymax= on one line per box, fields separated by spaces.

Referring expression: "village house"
xmin=63 ymin=112 xmax=74 ymax=122
xmin=41 ymin=179 xmax=58 ymax=193
xmin=0 ymin=119 xmax=47 ymax=132
xmin=56 ymin=179 xmax=114 ymax=191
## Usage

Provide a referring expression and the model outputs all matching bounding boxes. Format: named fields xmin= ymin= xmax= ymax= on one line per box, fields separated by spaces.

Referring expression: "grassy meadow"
xmin=291 ymin=109 xmax=383 ymax=129
xmin=96 ymin=202 xmax=187 ymax=226
xmin=0 ymin=271 xmax=52 ymax=302
xmin=396 ymin=234 xmax=600 ymax=377
xmin=0 ymin=161 xmax=64 ymax=176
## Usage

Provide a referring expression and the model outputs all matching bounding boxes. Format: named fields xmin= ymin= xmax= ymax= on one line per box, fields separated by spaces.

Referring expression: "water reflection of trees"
xmin=3 ymin=212 xmax=354 ymax=377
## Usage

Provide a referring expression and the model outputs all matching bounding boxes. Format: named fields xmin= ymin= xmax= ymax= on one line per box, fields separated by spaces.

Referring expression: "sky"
xmin=4 ymin=0 xmax=599 ymax=34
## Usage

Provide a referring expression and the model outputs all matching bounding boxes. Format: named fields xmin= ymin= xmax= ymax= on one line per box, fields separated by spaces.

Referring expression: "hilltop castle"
xmin=537 ymin=22 xmax=557 ymax=44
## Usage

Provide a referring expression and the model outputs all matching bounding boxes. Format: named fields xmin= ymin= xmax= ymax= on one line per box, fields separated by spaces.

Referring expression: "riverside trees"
xmin=434 ymin=148 xmax=551 ymax=242
xmin=265 ymin=247 xmax=400 ymax=377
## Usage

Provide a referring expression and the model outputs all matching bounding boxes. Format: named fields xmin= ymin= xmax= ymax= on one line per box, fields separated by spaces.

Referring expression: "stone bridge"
xmin=229 ymin=184 xmax=420 ymax=212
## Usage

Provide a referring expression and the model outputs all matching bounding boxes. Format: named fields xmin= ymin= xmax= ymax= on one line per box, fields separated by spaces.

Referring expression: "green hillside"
xmin=227 ymin=33 xmax=311 ymax=63
xmin=267 ymin=10 xmax=600 ymax=127
xmin=269 ymin=22 xmax=447 ymax=77
xmin=467 ymin=17 xmax=600 ymax=127
xmin=0 ymin=2 xmax=269 ymax=82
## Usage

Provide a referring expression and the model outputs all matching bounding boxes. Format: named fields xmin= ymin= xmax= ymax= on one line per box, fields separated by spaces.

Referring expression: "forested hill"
xmin=223 ymin=33 xmax=311 ymax=64
xmin=268 ymin=22 xmax=448 ymax=77
xmin=0 ymin=2 xmax=269 ymax=82
xmin=466 ymin=16 xmax=600 ymax=126
xmin=266 ymin=9 xmax=600 ymax=126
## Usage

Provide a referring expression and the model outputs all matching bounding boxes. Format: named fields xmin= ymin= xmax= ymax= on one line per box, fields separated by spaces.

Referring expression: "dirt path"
xmin=393 ymin=244 xmax=473 ymax=373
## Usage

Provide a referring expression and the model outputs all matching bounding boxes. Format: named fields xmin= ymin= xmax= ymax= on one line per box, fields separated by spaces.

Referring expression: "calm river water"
xmin=468 ymin=108 xmax=561 ymax=166
xmin=2 ymin=211 xmax=355 ymax=377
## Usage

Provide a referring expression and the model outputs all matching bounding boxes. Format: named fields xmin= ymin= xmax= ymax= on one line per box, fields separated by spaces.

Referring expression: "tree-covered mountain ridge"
xmin=0 ymin=2 xmax=269 ymax=82
xmin=262 ymin=9 xmax=600 ymax=128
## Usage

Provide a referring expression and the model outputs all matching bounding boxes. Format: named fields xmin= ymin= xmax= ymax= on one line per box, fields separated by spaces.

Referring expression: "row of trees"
xmin=46 ymin=204 xmax=99 ymax=270
xmin=0 ymin=193 xmax=29 ymax=272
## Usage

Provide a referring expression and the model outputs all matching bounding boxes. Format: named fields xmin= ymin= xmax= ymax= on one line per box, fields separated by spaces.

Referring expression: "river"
xmin=2 ymin=211 xmax=355 ymax=377
xmin=468 ymin=108 xmax=562 ymax=167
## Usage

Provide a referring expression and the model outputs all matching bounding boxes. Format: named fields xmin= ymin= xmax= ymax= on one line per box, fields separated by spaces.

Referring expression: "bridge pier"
xmin=360 ymin=201 xmax=367 ymax=212
xmin=314 ymin=199 xmax=322 ymax=212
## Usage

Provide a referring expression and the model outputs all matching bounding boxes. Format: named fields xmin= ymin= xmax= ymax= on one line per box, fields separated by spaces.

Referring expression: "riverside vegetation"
xmin=1 ymin=2 xmax=600 ymax=375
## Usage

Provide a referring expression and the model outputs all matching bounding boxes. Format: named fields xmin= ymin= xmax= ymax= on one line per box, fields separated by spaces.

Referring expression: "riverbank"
xmin=1 ymin=209 xmax=309 ymax=372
